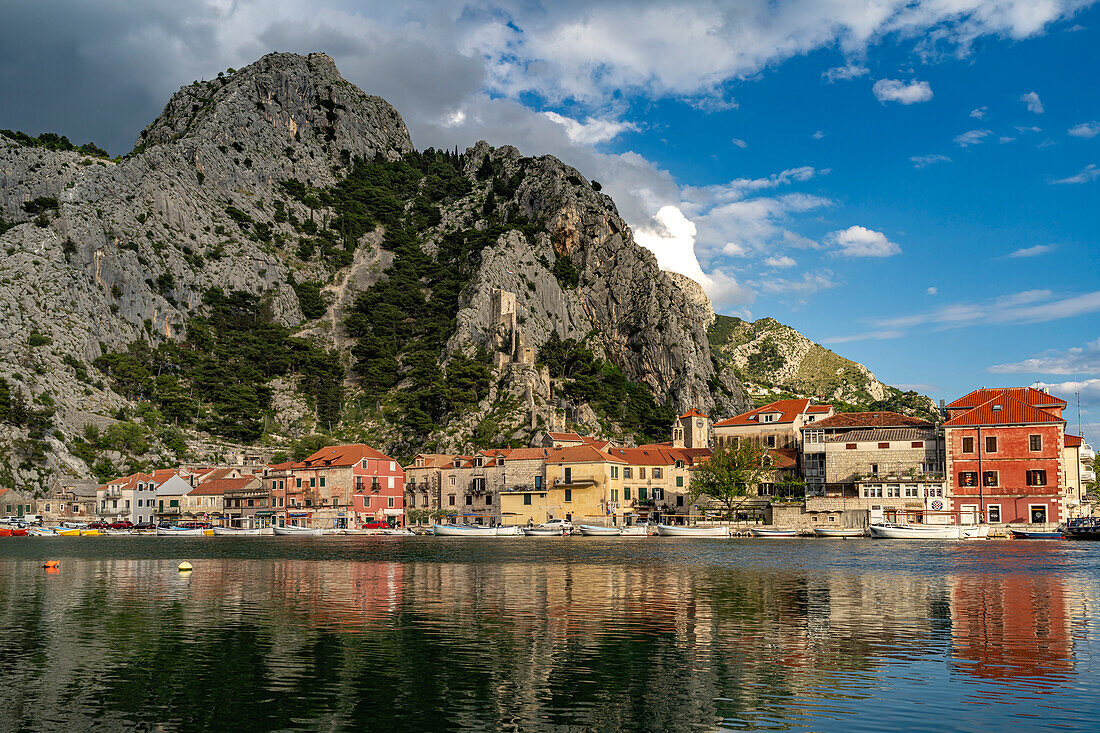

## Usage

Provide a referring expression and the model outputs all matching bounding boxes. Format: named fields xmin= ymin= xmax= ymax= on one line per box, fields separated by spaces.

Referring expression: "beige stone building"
xmin=501 ymin=445 xmax=625 ymax=526
xmin=713 ymin=399 xmax=834 ymax=451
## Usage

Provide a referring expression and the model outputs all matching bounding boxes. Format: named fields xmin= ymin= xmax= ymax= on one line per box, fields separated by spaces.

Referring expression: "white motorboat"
xmin=380 ymin=528 xmax=414 ymax=536
xmin=656 ymin=524 xmax=731 ymax=537
xmin=868 ymin=522 xmax=988 ymax=539
xmin=523 ymin=527 xmax=562 ymax=536
xmin=272 ymin=525 xmax=323 ymax=536
xmin=211 ymin=527 xmax=265 ymax=536
xmin=156 ymin=527 xmax=205 ymax=537
xmin=750 ymin=527 xmax=798 ymax=537
xmin=619 ymin=525 xmax=649 ymax=536
xmin=496 ymin=525 xmax=524 ymax=536
xmin=812 ymin=527 xmax=866 ymax=538
xmin=578 ymin=524 xmax=621 ymax=536
xmin=432 ymin=524 xmax=501 ymax=537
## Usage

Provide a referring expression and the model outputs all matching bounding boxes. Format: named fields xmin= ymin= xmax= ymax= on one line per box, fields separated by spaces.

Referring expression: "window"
xmin=611 ymin=466 xmax=619 ymax=479
xmin=871 ymin=464 xmax=879 ymax=476
xmin=652 ymin=468 xmax=662 ymax=479
xmin=465 ymin=495 xmax=472 ymax=506
xmin=305 ymin=499 xmax=312 ymax=507
xmin=676 ymin=495 xmax=684 ymax=507
xmin=985 ymin=436 xmax=997 ymax=453
xmin=1030 ymin=505 xmax=1047 ymax=523
xmin=639 ymin=487 xmax=647 ymax=501
xmin=767 ymin=435 xmax=776 ymax=448
xmin=676 ymin=460 xmax=684 ymax=469
xmin=564 ymin=489 xmax=572 ymax=502
xmin=878 ymin=442 xmax=890 ymax=449
xmin=247 ymin=499 xmax=254 ymax=507
xmin=639 ymin=468 xmax=646 ymax=479
xmin=624 ymin=487 xmax=631 ymax=501
xmin=846 ymin=443 xmax=856 ymax=450
xmin=1029 ymin=435 xmax=1042 ymax=452
xmin=563 ymin=467 xmax=573 ymax=484
xmin=449 ymin=495 xmax=455 ymax=506
xmin=962 ymin=437 xmax=974 ymax=453
xmin=523 ymin=494 xmax=532 ymax=505
xmin=927 ymin=486 xmax=943 ymax=497
xmin=904 ymin=486 xmax=919 ymax=497
xmin=310 ymin=477 xmax=316 ymax=488
xmin=170 ymin=499 xmax=179 ymax=507
xmin=485 ymin=494 xmax=492 ymax=505
xmin=389 ymin=461 xmax=396 ymax=471
xmin=1026 ymin=470 xmax=1047 ymax=487
xmin=988 ymin=505 xmax=1001 ymax=523
xmin=449 ymin=476 xmax=456 ymax=486
xmin=958 ymin=472 xmax=978 ymax=487
xmin=982 ymin=471 xmax=998 ymax=487
xmin=624 ymin=467 xmax=632 ymax=479
xmin=911 ymin=441 xmax=924 ymax=448
xmin=611 ymin=489 xmax=618 ymax=502
xmin=296 ymin=478 xmax=302 ymax=488
xmin=654 ymin=488 xmax=663 ymax=501
xmin=676 ymin=476 xmax=684 ymax=488
xmin=805 ymin=429 xmax=824 ymax=443
xmin=534 ymin=476 xmax=543 ymax=489
xmin=319 ymin=477 xmax=326 ymax=488
xmin=862 ymin=485 xmax=883 ymax=498
xmin=388 ymin=497 xmax=395 ymax=508
xmin=886 ymin=485 xmax=900 ymax=498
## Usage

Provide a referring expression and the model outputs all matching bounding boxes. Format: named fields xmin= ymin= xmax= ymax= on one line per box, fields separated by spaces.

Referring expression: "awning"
xmin=383 ymin=508 xmax=404 ymax=517
xmin=254 ymin=511 xmax=276 ymax=517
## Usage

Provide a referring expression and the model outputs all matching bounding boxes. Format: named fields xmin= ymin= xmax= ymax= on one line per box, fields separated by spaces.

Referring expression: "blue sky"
xmin=1 ymin=0 xmax=1098 ymax=436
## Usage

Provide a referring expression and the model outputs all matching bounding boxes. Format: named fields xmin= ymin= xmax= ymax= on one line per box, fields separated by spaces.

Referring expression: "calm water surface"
xmin=0 ymin=536 xmax=1097 ymax=731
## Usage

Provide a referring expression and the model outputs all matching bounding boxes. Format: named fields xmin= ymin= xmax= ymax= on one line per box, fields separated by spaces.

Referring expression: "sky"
xmin=1 ymin=0 xmax=1098 ymax=438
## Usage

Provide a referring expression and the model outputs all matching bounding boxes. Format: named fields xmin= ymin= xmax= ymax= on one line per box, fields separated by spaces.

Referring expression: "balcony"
xmin=103 ymin=488 xmax=121 ymax=498
xmin=554 ymin=478 xmax=596 ymax=488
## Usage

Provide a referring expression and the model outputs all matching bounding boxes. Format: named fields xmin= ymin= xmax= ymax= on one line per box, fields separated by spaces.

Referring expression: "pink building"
xmin=284 ymin=444 xmax=406 ymax=528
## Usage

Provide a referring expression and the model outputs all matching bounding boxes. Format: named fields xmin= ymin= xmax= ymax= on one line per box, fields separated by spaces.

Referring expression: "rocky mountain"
xmin=708 ymin=315 xmax=939 ymax=420
xmin=0 ymin=52 xmax=747 ymax=492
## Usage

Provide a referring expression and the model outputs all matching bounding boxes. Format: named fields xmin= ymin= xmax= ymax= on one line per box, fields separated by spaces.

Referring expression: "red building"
xmin=944 ymin=387 xmax=1067 ymax=524
xmin=266 ymin=445 xmax=406 ymax=529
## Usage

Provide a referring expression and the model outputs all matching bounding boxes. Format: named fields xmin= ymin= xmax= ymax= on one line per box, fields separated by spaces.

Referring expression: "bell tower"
xmin=672 ymin=408 xmax=710 ymax=449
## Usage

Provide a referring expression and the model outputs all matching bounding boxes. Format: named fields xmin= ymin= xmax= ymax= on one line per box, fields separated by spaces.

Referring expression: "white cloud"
xmin=926 ymin=286 xmax=938 ymax=295
xmin=1007 ymin=244 xmax=1055 ymax=258
xmin=970 ymin=106 xmax=987 ymax=119
xmin=1021 ymin=91 xmax=1044 ymax=113
xmin=1069 ymin=122 xmax=1100 ymax=139
xmin=634 ymin=205 xmax=750 ymax=308
xmin=911 ymin=153 xmax=951 ymax=168
xmin=989 ymin=339 xmax=1100 ymax=375
xmin=825 ymin=226 xmax=901 ymax=257
xmin=542 ymin=111 xmax=637 ymax=144
xmin=823 ymin=64 xmax=869 ymax=82
xmin=749 ymin=270 xmax=840 ymax=300
xmin=812 ymin=130 xmax=825 ymax=139
xmin=873 ymin=78 xmax=933 ymax=104
xmin=1052 ymin=164 xmax=1100 ymax=184
xmin=1035 ymin=379 xmax=1100 ymax=408
xmin=820 ymin=329 xmax=904 ymax=344
xmin=1015 ymin=125 xmax=1042 ymax=134
xmin=763 ymin=255 xmax=797 ymax=268
xmin=954 ymin=128 xmax=992 ymax=146
xmin=999 ymin=135 xmax=1016 ymax=144
xmin=731 ymin=137 xmax=748 ymax=148
xmin=722 ymin=242 xmax=749 ymax=257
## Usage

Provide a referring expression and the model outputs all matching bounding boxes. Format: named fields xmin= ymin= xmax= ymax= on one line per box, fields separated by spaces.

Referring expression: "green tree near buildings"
xmin=689 ymin=441 xmax=773 ymax=519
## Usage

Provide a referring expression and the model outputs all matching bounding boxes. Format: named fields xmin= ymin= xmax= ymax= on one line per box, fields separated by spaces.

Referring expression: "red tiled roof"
xmin=266 ymin=461 xmax=296 ymax=471
xmin=296 ymin=444 xmax=396 ymax=468
xmin=546 ymin=445 xmax=627 ymax=464
xmin=679 ymin=408 xmax=708 ymax=419
xmin=1065 ymin=434 xmax=1083 ymax=447
xmin=150 ymin=468 xmax=181 ymax=483
xmin=806 ymin=405 xmax=833 ymax=413
xmin=547 ymin=432 xmax=584 ymax=441
xmin=805 ymin=411 xmax=933 ymax=430
xmin=188 ymin=477 xmax=256 ymax=496
xmin=405 ymin=454 xmax=458 ymax=469
xmin=503 ymin=448 xmax=553 ymax=461
xmin=713 ymin=399 xmax=811 ymax=427
xmin=769 ymin=448 xmax=798 ymax=470
xmin=943 ymin=395 xmax=1066 ymax=427
xmin=946 ymin=387 xmax=1067 ymax=411
xmin=606 ymin=446 xmax=682 ymax=466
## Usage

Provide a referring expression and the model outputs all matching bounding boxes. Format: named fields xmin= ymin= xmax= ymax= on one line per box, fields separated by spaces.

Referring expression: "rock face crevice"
xmin=0 ymin=51 xmax=746 ymax=490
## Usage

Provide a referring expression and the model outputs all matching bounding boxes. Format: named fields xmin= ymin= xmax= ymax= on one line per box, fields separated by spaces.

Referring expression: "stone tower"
xmin=672 ymin=408 xmax=711 ymax=449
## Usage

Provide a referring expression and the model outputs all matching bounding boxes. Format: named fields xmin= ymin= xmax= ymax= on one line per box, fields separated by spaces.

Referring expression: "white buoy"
xmin=177 ymin=561 xmax=193 ymax=572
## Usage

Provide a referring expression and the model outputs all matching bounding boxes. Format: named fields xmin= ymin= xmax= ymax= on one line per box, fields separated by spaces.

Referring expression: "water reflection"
xmin=0 ymin=538 xmax=1095 ymax=731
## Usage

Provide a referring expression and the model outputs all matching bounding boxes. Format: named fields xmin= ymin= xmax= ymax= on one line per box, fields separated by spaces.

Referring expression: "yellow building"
xmin=500 ymin=445 xmax=625 ymax=526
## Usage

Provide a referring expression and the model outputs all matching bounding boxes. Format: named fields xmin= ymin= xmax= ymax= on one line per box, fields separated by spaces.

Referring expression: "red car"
xmin=87 ymin=521 xmax=110 ymax=529
xmin=108 ymin=521 xmax=134 ymax=530
xmin=360 ymin=521 xmax=391 ymax=529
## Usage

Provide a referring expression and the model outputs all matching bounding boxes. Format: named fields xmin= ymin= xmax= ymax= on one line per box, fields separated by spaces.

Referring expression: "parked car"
xmin=0 ymin=516 xmax=24 ymax=525
xmin=539 ymin=518 xmax=574 ymax=532
xmin=108 ymin=521 xmax=134 ymax=530
xmin=360 ymin=521 xmax=390 ymax=529
xmin=134 ymin=522 xmax=157 ymax=531
xmin=87 ymin=521 xmax=110 ymax=529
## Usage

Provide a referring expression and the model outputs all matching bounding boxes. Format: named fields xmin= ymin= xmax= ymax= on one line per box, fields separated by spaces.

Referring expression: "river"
xmin=1 ymin=536 xmax=1097 ymax=731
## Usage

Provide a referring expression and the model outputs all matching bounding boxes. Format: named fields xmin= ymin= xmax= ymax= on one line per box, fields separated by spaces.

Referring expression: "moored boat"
xmin=578 ymin=524 xmax=620 ymax=536
xmin=1064 ymin=518 xmax=1100 ymax=540
xmin=79 ymin=529 xmax=102 ymax=536
xmin=619 ymin=525 xmax=648 ymax=536
xmin=523 ymin=527 xmax=562 ymax=536
xmin=432 ymin=524 xmax=508 ymax=537
xmin=156 ymin=527 xmax=205 ymax=537
xmin=656 ymin=524 xmax=731 ymax=537
xmin=212 ymin=527 xmax=264 ymax=536
xmin=56 ymin=528 xmax=82 ymax=536
xmin=496 ymin=525 xmax=523 ymax=536
xmin=750 ymin=527 xmax=798 ymax=537
xmin=869 ymin=523 xmax=972 ymax=539
xmin=380 ymin=528 xmax=414 ymax=536
xmin=813 ymin=527 xmax=866 ymax=538
xmin=0 ymin=527 xmax=29 ymax=537
xmin=1010 ymin=528 xmax=1064 ymax=539
xmin=272 ymin=525 xmax=323 ymax=536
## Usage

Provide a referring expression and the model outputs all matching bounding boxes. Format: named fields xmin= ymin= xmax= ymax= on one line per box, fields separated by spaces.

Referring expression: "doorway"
xmin=1030 ymin=505 xmax=1048 ymax=524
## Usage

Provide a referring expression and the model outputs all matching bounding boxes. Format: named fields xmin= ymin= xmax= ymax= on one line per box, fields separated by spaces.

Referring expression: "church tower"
xmin=671 ymin=408 xmax=710 ymax=449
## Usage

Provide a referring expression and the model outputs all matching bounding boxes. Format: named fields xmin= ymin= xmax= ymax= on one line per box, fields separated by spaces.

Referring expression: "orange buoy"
xmin=43 ymin=561 xmax=60 ymax=569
